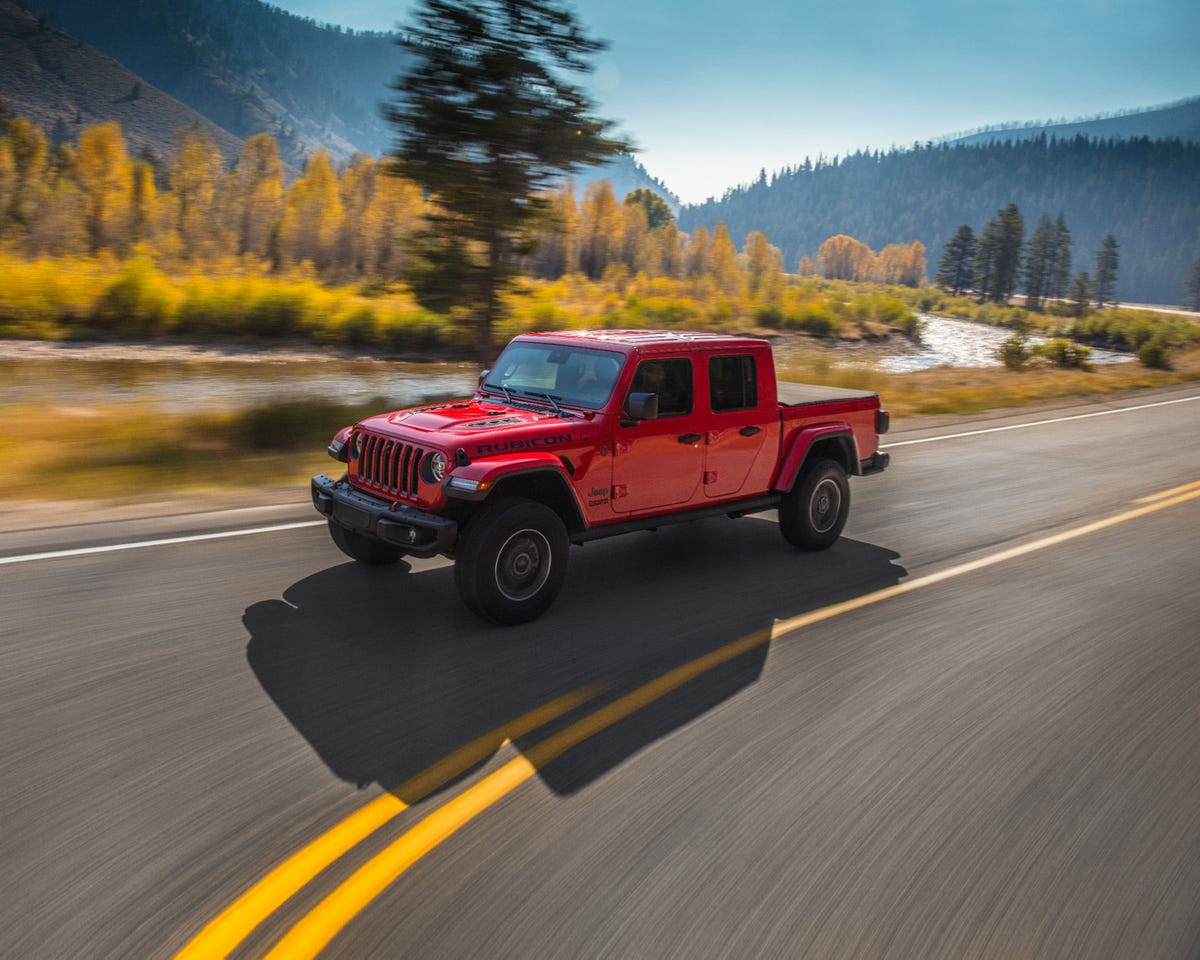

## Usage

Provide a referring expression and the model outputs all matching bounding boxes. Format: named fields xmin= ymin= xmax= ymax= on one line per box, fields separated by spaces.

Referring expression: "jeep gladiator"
xmin=312 ymin=330 xmax=889 ymax=624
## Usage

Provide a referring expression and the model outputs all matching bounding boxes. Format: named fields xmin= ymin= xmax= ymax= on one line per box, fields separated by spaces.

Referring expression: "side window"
xmin=709 ymin=355 xmax=758 ymax=412
xmin=629 ymin=358 xmax=693 ymax=418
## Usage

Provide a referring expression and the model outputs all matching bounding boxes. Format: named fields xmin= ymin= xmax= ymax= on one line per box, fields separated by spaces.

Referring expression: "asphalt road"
xmin=3 ymin=386 xmax=1199 ymax=959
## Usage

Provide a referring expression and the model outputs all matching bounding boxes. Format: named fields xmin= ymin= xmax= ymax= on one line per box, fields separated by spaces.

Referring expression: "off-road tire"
xmin=779 ymin=457 xmax=850 ymax=550
xmin=455 ymin=498 xmax=569 ymax=625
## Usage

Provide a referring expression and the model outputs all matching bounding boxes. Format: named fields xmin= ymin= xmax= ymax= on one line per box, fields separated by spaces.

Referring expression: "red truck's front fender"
xmin=443 ymin=453 xmax=588 ymax=531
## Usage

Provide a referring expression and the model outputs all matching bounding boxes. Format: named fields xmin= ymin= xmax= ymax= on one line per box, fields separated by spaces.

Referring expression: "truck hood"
xmin=358 ymin=398 xmax=591 ymax=451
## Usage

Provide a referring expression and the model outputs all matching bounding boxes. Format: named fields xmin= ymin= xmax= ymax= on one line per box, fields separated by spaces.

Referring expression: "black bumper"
xmin=860 ymin=451 xmax=891 ymax=475
xmin=311 ymin=474 xmax=458 ymax=558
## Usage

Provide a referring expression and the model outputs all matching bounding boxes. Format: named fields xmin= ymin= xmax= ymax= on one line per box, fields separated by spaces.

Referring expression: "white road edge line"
xmin=0 ymin=521 xmax=325 ymax=566
xmin=8 ymin=394 xmax=1198 ymax=565
xmin=883 ymin=394 xmax=1200 ymax=447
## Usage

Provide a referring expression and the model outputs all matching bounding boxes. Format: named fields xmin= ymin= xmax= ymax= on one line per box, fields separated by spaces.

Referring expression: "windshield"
xmin=482 ymin=343 xmax=624 ymax=410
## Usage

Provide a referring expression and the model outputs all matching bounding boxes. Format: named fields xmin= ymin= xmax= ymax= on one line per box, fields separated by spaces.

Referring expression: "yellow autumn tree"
xmin=874 ymin=241 xmax=927 ymax=287
xmin=817 ymin=234 xmax=874 ymax=281
xmin=710 ymin=222 xmax=740 ymax=294
xmin=744 ymin=230 xmax=783 ymax=299
xmin=230 ymin=133 xmax=283 ymax=261
xmin=528 ymin=182 xmax=579 ymax=279
xmin=75 ymin=122 xmax=132 ymax=252
xmin=0 ymin=139 xmax=14 ymax=233
xmin=365 ymin=170 xmax=425 ymax=277
xmin=129 ymin=159 xmax=157 ymax=246
xmin=169 ymin=127 xmax=224 ymax=259
xmin=278 ymin=150 xmax=343 ymax=270
xmin=685 ymin=226 xmax=711 ymax=278
xmin=578 ymin=180 xmax=622 ymax=280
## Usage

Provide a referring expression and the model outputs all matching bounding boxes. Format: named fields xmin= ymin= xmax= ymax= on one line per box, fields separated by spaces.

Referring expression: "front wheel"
xmin=779 ymin=458 xmax=850 ymax=550
xmin=455 ymin=498 xmax=569 ymax=625
xmin=327 ymin=520 xmax=403 ymax=565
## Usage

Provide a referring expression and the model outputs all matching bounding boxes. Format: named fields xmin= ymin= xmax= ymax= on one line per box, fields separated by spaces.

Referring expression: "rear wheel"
xmin=455 ymin=498 xmax=569 ymax=625
xmin=779 ymin=458 xmax=849 ymax=550
xmin=327 ymin=520 xmax=403 ymax=565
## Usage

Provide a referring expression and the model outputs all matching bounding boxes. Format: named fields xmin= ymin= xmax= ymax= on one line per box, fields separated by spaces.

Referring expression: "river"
xmin=0 ymin=317 xmax=1133 ymax=411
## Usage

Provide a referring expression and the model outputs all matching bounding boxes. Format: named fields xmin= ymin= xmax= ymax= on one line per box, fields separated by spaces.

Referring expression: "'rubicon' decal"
xmin=474 ymin=434 xmax=574 ymax=455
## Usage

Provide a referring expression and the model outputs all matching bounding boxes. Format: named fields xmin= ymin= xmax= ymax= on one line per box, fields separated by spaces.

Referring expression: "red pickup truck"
xmin=313 ymin=330 xmax=889 ymax=623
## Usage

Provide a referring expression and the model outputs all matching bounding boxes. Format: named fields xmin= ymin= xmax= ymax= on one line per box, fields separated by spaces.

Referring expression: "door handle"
xmin=678 ymin=433 xmax=702 ymax=444
xmin=739 ymin=426 xmax=761 ymax=436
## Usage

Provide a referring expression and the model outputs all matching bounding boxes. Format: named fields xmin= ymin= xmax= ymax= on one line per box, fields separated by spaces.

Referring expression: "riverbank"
xmin=4 ymin=378 xmax=1198 ymax=534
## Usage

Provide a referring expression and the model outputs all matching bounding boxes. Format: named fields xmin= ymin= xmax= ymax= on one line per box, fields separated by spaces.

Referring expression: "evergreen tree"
xmin=934 ymin=224 xmax=976 ymax=295
xmin=1184 ymin=255 xmax=1200 ymax=311
xmin=1093 ymin=233 xmax=1120 ymax=307
xmin=386 ymin=0 xmax=629 ymax=347
xmin=1022 ymin=213 xmax=1058 ymax=311
xmin=974 ymin=219 xmax=1000 ymax=303
xmin=1069 ymin=271 xmax=1092 ymax=316
xmin=1048 ymin=213 xmax=1073 ymax=301
xmin=991 ymin=204 xmax=1025 ymax=303
xmin=624 ymin=188 xmax=673 ymax=229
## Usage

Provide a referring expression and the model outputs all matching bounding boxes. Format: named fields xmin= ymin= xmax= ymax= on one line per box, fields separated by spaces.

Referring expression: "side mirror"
xmin=624 ymin=392 xmax=659 ymax=423
xmin=478 ymin=368 xmax=491 ymax=386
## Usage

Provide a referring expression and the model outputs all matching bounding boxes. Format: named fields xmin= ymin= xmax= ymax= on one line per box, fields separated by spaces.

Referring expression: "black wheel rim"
xmin=495 ymin=528 xmax=551 ymax=602
xmin=809 ymin=478 xmax=842 ymax=534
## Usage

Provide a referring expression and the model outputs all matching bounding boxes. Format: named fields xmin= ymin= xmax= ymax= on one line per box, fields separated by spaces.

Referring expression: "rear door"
xmin=703 ymin=352 xmax=776 ymax=498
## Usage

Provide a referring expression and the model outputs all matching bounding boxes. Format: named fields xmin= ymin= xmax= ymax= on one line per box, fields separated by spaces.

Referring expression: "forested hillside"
xmin=681 ymin=137 xmax=1200 ymax=305
xmin=17 ymin=0 xmax=404 ymax=169
xmin=945 ymin=96 xmax=1200 ymax=149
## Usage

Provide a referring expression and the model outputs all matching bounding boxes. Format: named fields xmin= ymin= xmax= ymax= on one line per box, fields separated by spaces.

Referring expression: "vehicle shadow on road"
xmin=244 ymin=515 xmax=906 ymax=801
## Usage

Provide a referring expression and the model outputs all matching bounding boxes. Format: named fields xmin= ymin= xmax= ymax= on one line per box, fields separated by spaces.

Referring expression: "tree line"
xmin=934 ymin=205 xmax=1121 ymax=312
xmin=0 ymin=109 xmax=933 ymax=302
xmin=682 ymin=135 xmax=1200 ymax=306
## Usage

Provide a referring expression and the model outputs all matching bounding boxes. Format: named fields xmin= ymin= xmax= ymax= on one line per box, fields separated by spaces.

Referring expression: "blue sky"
xmin=274 ymin=0 xmax=1200 ymax=204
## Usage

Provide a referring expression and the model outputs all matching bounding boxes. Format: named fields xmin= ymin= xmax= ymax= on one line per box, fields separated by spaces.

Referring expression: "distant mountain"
xmin=681 ymin=134 xmax=1200 ymax=306
xmin=0 ymin=0 xmax=243 ymax=165
xmin=10 ymin=0 xmax=677 ymax=202
xmin=944 ymin=96 xmax=1200 ymax=149
xmin=16 ymin=0 xmax=405 ymax=170
xmin=578 ymin=154 xmax=681 ymax=211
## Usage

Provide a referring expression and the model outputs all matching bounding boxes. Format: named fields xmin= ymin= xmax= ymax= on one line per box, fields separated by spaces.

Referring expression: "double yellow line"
xmin=176 ymin=480 xmax=1200 ymax=959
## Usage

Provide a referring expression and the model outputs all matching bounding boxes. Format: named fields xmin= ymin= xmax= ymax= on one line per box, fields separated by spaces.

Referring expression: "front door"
xmin=611 ymin=357 xmax=704 ymax=513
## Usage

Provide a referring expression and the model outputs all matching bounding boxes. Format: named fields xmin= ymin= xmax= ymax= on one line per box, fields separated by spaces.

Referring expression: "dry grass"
xmin=4 ymin=347 xmax=1198 ymax=503
xmin=777 ymin=347 xmax=1200 ymax=417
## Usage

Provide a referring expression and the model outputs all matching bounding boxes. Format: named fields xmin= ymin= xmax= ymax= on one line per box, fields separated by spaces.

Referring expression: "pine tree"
xmin=624 ymin=188 xmax=673 ymax=230
xmin=1184 ymin=256 xmax=1200 ymax=311
xmin=1069 ymin=271 xmax=1092 ymax=316
xmin=1022 ymin=213 xmax=1058 ymax=311
xmin=1048 ymin=213 xmax=1073 ymax=302
xmin=935 ymin=224 xmax=976 ymax=295
xmin=386 ymin=0 xmax=629 ymax=347
xmin=1093 ymin=233 xmax=1119 ymax=307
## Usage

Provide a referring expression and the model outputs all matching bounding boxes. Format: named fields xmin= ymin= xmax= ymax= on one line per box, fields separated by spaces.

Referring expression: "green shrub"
xmin=999 ymin=333 xmax=1030 ymax=369
xmin=1036 ymin=338 xmax=1092 ymax=369
xmin=1136 ymin=338 xmax=1172 ymax=369
xmin=91 ymin=257 xmax=173 ymax=337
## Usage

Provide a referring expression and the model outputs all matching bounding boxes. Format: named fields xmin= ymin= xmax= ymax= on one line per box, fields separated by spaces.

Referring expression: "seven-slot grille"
xmin=354 ymin=432 xmax=425 ymax=498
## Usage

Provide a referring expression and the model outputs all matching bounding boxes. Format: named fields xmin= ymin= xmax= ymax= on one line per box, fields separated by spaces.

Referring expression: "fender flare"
xmin=771 ymin=424 xmax=860 ymax=493
xmin=444 ymin=454 xmax=586 ymax=529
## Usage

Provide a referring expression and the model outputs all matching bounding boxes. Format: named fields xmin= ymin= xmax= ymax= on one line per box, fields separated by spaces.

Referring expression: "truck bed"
xmin=776 ymin=381 xmax=881 ymax=407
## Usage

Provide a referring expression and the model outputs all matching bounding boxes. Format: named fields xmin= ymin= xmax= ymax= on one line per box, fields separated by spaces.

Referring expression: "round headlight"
xmin=428 ymin=451 xmax=446 ymax=482
xmin=349 ymin=432 xmax=363 ymax=461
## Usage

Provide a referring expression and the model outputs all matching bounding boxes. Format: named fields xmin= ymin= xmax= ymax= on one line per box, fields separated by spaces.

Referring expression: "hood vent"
xmin=465 ymin=417 xmax=525 ymax=428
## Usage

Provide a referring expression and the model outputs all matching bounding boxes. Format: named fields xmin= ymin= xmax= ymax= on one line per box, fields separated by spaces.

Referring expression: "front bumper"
xmin=311 ymin=474 xmax=458 ymax=558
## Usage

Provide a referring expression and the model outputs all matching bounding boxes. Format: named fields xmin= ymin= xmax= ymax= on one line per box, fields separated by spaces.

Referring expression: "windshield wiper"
xmin=484 ymin=382 xmax=514 ymax=404
xmin=523 ymin=391 xmax=565 ymax=416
